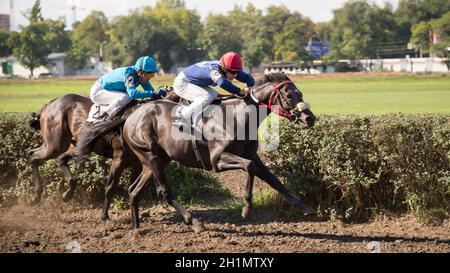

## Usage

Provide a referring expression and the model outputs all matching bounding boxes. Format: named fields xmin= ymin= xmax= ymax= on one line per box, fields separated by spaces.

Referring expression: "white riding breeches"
xmin=87 ymin=82 xmax=132 ymax=121
xmin=173 ymin=72 xmax=218 ymax=125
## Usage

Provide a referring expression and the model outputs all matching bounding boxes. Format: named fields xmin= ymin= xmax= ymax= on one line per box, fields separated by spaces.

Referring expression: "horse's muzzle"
xmin=293 ymin=102 xmax=316 ymax=128
xmin=294 ymin=111 xmax=316 ymax=128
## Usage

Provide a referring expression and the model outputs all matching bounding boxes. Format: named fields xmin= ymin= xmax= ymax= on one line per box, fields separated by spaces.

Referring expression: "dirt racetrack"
xmin=1 ymin=171 xmax=449 ymax=253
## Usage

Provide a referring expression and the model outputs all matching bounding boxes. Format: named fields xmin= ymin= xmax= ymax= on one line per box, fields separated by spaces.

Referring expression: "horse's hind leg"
xmin=145 ymin=158 xmax=205 ymax=232
xmin=56 ymin=147 xmax=78 ymax=202
xmin=128 ymin=168 xmax=152 ymax=229
xmin=215 ymin=152 xmax=257 ymax=220
xmin=28 ymin=146 xmax=61 ymax=205
xmin=242 ymin=173 xmax=255 ymax=220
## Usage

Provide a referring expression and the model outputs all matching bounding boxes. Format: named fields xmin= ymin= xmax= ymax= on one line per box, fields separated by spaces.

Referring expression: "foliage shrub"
xmin=1 ymin=113 xmax=448 ymax=220
xmin=264 ymin=114 xmax=449 ymax=220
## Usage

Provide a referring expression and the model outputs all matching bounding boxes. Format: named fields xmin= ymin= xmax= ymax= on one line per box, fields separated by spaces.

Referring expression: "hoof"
xmin=62 ymin=190 xmax=74 ymax=202
xmin=132 ymin=221 xmax=140 ymax=229
xmin=192 ymin=218 xmax=206 ymax=233
xmin=132 ymin=224 xmax=140 ymax=230
xmin=302 ymin=206 xmax=316 ymax=216
xmin=101 ymin=215 xmax=110 ymax=221
xmin=241 ymin=206 xmax=251 ymax=220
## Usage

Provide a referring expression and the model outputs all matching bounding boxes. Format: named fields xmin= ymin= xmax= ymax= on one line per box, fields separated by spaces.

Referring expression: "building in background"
xmin=1 ymin=53 xmax=112 ymax=79
xmin=0 ymin=14 xmax=10 ymax=32
xmin=47 ymin=53 xmax=112 ymax=77
xmin=47 ymin=53 xmax=75 ymax=76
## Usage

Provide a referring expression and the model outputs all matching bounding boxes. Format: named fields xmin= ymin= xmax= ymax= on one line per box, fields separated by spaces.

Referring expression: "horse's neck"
xmin=245 ymin=83 xmax=274 ymax=127
xmin=251 ymin=82 xmax=274 ymax=103
xmin=217 ymin=83 xmax=271 ymax=128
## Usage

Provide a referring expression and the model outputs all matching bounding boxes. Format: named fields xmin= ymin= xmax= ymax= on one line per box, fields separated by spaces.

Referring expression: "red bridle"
xmin=218 ymin=80 xmax=298 ymax=120
xmin=257 ymin=80 xmax=296 ymax=120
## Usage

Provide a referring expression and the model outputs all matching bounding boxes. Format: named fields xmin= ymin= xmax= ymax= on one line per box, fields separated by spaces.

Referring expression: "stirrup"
xmin=91 ymin=112 xmax=109 ymax=124
xmin=172 ymin=116 xmax=188 ymax=127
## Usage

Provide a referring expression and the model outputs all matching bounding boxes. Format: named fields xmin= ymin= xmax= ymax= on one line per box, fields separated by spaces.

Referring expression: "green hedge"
xmin=1 ymin=113 xmax=449 ymax=220
xmin=0 ymin=113 xmax=226 ymax=206
xmin=264 ymin=114 xmax=449 ymax=220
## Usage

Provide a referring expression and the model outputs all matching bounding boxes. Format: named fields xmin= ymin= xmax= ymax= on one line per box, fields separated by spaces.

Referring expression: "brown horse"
xmin=120 ymin=72 xmax=316 ymax=230
xmin=27 ymin=93 xmax=144 ymax=220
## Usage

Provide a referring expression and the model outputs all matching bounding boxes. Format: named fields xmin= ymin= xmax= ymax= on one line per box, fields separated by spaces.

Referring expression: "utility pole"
xmin=69 ymin=3 xmax=77 ymax=26
xmin=99 ymin=41 xmax=107 ymax=62
xmin=9 ymin=0 xmax=15 ymax=32
xmin=67 ymin=0 xmax=81 ymax=27
xmin=71 ymin=5 xmax=76 ymax=26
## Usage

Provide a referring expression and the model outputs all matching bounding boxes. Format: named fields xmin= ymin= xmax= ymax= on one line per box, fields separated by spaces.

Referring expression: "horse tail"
xmin=74 ymin=117 xmax=127 ymax=162
xmin=28 ymin=98 xmax=58 ymax=131
xmin=28 ymin=112 xmax=41 ymax=130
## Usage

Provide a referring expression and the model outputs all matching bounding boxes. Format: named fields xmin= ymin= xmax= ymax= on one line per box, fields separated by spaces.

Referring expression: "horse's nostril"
xmin=305 ymin=116 xmax=315 ymax=125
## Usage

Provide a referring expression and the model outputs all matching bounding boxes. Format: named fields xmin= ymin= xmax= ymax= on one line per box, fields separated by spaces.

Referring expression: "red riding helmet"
xmin=220 ymin=52 xmax=243 ymax=72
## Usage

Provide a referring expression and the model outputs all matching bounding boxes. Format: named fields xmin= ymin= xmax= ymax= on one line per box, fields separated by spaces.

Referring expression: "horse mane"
xmin=254 ymin=72 xmax=291 ymax=87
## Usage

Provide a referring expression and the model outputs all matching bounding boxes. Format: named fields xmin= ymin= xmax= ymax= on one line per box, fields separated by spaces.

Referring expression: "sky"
xmin=0 ymin=0 xmax=400 ymax=31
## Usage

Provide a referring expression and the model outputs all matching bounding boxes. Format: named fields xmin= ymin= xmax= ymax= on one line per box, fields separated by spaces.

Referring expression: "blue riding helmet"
xmin=135 ymin=56 xmax=158 ymax=73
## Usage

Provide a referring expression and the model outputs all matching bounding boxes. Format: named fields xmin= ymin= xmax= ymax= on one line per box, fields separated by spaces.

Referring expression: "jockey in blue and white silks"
xmin=173 ymin=51 xmax=255 ymax=127
xmin=87 ymin=56 xmax=166 ymax=123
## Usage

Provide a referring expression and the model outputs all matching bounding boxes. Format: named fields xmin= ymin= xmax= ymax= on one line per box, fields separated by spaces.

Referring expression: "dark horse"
xmin=27 ymin=94 xmax=144 ymax=220
xmin=120 ymin=73 xmax=316 ymax=230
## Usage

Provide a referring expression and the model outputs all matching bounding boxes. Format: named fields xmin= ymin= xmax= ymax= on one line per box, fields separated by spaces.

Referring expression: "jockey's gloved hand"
xmin=154 ymin=88 xmax=167 ymax=98
xmin=234 ymin=87 xmax=250 ymax=98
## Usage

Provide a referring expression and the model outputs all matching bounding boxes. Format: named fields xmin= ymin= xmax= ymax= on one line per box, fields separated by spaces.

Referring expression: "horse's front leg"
xmin=251 ymin=155 xmax=315 ymax=215
xmin=215 ymin=152 xmax=256 ymax=220
xmin=241 ymin=173 xmax=254 ymax=220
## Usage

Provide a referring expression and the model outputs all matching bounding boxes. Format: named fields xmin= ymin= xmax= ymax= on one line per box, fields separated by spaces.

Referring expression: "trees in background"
xmin=106 ymin=10 xmax=182 ymax=72
xmin=0 ymin=29 xmax=12 ymax=57
xmin=429 ymin=12 xmax=450 ymax=70
xmin=261 ymin=5 xmax=292 ymax=61
xmin=12 ymin=0 xmax=71 ymax=77
xmin=395 ymin=0 xmax=450 ymax=41
xmin=153 ymin=0 xmax=204 ymax=64
xmin=410 ymin=21 xmax=432 ymax=56
xmin=328 ymin=1 xmax=398 ymax=59
xmin=203 ymin=3 xmax=315 ymax=71
xmin=202 ymin=14 xmax=243 ymax=60
xmin=67 ymin=11 xmax=109 ymax=69
xmin=227 ymin=4 xmax=267 ymax=72
xmin=105 ymin=0 xmax=202 ymax=72
xmin=14 ymin=23 xmax=49 ymax=77
xmin=273 ymin=12 xmax=314 ymax=62
xmin=408 ymin=10 xmax=450 ymax=70
xmin=7 ymin=0 xmax=450 ymax=74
